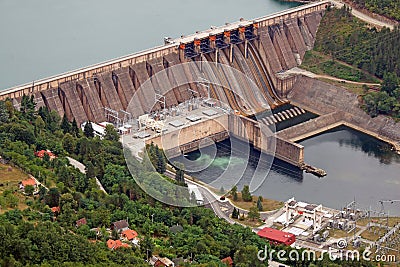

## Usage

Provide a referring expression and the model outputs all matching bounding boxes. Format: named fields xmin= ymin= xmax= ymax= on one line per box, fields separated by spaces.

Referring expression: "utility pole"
xmin=155 ymin=93 xmax=166 ymax=119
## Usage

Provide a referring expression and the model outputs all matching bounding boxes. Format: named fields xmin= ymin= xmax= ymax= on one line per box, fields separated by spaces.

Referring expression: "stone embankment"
xmin=281 ymin=75 xmax=400 ymax=152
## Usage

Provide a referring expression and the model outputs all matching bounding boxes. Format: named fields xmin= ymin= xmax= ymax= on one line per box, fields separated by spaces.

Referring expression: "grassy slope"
xmin=228 ymin=192 xmax=283 ymax=211
xmin=301 ymin=51 xmax=381 ymax=83
xmin=0 ymin=163 xmax=30 ymax=213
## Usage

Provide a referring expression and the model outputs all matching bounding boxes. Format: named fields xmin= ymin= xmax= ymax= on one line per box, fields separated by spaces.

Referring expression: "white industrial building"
xmin=188 ymin=184 xmax=204 ymax=205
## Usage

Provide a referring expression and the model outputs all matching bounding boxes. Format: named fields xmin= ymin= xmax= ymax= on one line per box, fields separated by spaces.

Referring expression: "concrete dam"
xmin=0 ymin=1 xmax=327 ymax=121
xmin=2 ymin=1 xmax=359 ymax=172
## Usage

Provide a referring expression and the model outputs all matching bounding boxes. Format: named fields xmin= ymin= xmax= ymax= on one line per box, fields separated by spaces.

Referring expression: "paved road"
xmin=284 ymin=67 xmax=381 ymax=86
xmin=165 ymin=170 xmax=283 ymax=230
xmin=331 ymin=0 xmax=396 ymax=30
xmin=67 ymin=157 xmax=108 ymax=194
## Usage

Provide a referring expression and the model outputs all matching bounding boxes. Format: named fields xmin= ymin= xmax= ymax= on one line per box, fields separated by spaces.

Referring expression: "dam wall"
xmin=277 ymin=111 xmax=344 ymax=141
xmin=147 ymin=112 xmax=306 ymax=167
xmin=287 ymin=75 xmax=400 ymax=150
xmin=147 ymin=113 xmax=229 ymax=157
xmin=228 ymin=114 xmax=304 ymax=166
xmin=271 ymin=136 xmax=304 ymax=166
xmin=0 ymin=1 xmax=329 ymax=126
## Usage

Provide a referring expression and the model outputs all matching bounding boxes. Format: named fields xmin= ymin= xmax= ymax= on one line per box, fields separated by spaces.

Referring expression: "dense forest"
xmin=312 ymin=6 xmax=400 ymax=118
xmin=0 ymin=97 xmax=377 ymax=266
xmin=314 ymin=7 xmax=400 ymax=79
xmin=349 ymin=0 xmax=400 ymax=21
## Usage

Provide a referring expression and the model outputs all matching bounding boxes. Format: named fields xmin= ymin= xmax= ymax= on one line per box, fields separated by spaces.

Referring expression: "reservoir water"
xmin=0 ymin=0 xmax=299 ymax=90
xmin=180 ymin=126 xmax=400 ymax=215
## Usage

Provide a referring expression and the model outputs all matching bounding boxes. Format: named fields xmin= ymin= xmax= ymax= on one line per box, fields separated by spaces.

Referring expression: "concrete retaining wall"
xmin=147 ymin=114 xmax=229 ymax=157
xmin=287 ymin=75 xmax=400 ymax=150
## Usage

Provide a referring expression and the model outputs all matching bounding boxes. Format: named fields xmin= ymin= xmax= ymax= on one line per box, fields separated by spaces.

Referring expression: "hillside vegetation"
xmin=303 ymin=6 xmax=400 ymax=118
xmin=1 ymin=96 xmax=378 ymax=266
xmin=314 ymin=6 xmax=400 ymax=79
xmin=350 ymin=0 xmax=400 ymax=21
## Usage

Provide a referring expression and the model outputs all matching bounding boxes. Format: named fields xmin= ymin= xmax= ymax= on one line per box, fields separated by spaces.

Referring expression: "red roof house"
xmin=76 ymin=218 xmax=87 ymax=227
xmin=121 ymin=229 xmax=138 ymax=240
xmin=221 ymin=256 xmax=233 ymax=266
xmin=51 ymin=206 xmax=60 ymax=214
xmin=257 ymin=227 xmax=296 ymax=246
xmin=35 ymin=150 xmax=56 ymax=160
xmin=106 ymin=239 xmax=130 ymax=250
xmin=154 ymin=257 xmax=174 ymax=267
xmin=19 ymin=178 xmax=37 ymax=190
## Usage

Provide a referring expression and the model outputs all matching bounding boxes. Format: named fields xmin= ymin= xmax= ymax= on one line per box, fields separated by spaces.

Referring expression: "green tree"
xmin=382 ymin=72 xmax=399 ymax=96
xmin=141 ymin=235 xmax=154 ymax=260
xmin=34 ymin=116 xmax=45 ymax=136
xmin=232 ymin=207 xmax=239 ymax=219
xmin=20 ymin=94 xmax=36 ymax=122
xmin=24 ymin=185 xmax=35 ymax=196
xmin=231 ymin=185 xmax=238 ymax=201
xmin=38 ymin=185 xmax=48 ymax=201
xmin=10 ymin=124 xmax=36 ymax=144
xmin=60 ymin=114 xmax=71 ymax=134
xmin=83 ymin=121 xmax=94 ymax=138
xmin=62 ymin=133 xmax=76 ymax=154
xmin=44 ymin=187 xmax=60 ymax=208
xmin=248 ymin=204 xmax=260 ymax=221
xmin=257 ymin=196 xmax=263 ymax=211
xmin=5 ymin=193 xmax=19 ymax=208
xmin=234 ymin=245 xmax=264 ymax=267
xmin=111 ymin=228 xmax=118 ymax=240
xmin=219 ymin=186 xmax=225 ymax=194
xmin=102 ymin=164 xmax=126 ymax=191
xmin=4 ymin=100 xmax=14 ymax=118
xmin=71 ymin=118 xmax=80 ymax=137
xmin=86 ymin=161 xmax=96 ymax=180
xmin=146 ymin=143 xmax=166 ymax=173
xmin=0 ymin=101 xmax=9 ymax=123
xmin=174 ymin=161 xmax=185 ymax=184
xmin=241 ymin=185 xmax=252 ymax=202
xmin=155 ymin=146 xmax=166 ymax=174
xmin=75 ymin=172 xmax=88 ymax=193
xmin=104 ymin=124 xmax=119 ymax=141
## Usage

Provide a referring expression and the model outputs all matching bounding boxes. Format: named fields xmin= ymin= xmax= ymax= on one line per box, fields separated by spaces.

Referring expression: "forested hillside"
xmin=307 ymin=6 xmax=400 ymax=118
xmin=0 ymin=97 xmax=377 ymax=266
xmin=314 ymin=6 xmax=400 ymax=79
xmin=350 ymin=0 xmax=400 ymax=21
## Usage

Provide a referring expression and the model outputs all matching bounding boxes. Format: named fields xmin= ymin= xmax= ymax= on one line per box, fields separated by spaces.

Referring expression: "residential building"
xmin=106 ymin=239 xmax=130 ymax=250
xmin=221 ymin=256 xmax=233 ymax=266
xmin=34 ymin=150 xmax=56 ymax=160
xmin=19 ymin=178 xmax=37 ymax=191
xmin=150 ymin=256 xmax=175 ymax=267
xmin=111 ymin=219 xmax=129 ymax=233
xmin=76 ymin=218 xmax=87 ymax=228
